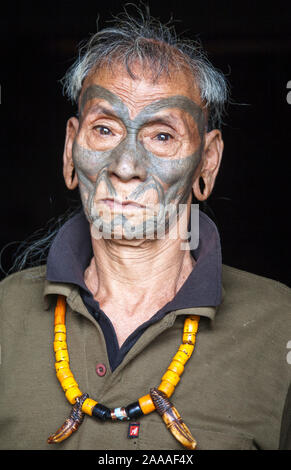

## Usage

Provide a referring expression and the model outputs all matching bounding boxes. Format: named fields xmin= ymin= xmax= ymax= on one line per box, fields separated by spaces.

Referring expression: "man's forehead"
xmin=78 ymin=62 xmax=204 ymax=120
xmin=79 ymin=83 xmax=205 ymax=136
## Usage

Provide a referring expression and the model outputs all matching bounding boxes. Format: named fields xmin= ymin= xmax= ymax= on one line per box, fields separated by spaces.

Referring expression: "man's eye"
xmin=156 ymin=133 xmax=172 ymax=142
xmin=95 ymin=126 xmax=112 ymax=136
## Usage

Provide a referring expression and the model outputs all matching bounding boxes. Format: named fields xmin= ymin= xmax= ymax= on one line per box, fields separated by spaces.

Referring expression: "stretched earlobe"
xmin=193 ymin=174 xmax=210 ymax=201
xmin=199 ymin=176 xmax=205 ymax=195
xmin=66 ymin=161 xmax=78 ymax=190
xmin=192 ymin=129 xmax=223 ymax=201
xmin=63 ymin=117 xmax=79 ymax=190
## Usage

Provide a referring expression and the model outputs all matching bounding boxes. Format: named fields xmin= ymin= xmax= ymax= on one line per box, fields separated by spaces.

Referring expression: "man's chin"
xmin=89 ymin=217 xmax=162 ymax=242
xmin=86 ymin=203 xmax=181 ymax=242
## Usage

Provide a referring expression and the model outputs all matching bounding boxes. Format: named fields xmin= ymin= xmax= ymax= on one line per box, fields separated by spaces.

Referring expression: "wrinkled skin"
xmin=62 ymin=63 xmax=224 ymax=346
xmin=72 ymin=84 xmax=205 ymax=240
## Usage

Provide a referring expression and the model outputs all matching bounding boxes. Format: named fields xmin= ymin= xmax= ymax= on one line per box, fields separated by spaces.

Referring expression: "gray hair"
xmin=62 ymin=6 xmax=229 ymax=130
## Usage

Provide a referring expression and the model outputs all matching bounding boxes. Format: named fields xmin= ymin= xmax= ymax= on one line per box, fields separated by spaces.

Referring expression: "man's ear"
xmin=192 ymin=129 xmax=224 ymax=201
xmin=63 ymin=117 xmax=79 ymax=190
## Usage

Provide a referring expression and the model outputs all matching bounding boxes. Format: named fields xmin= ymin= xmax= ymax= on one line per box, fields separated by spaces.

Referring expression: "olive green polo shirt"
xmin=0 ymin=215 xmax=290 ymax=450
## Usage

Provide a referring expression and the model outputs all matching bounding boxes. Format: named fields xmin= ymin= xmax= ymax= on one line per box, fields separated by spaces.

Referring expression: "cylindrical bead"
xmin=54 ymin=324 xmax=66 ymax=334
xmin=61 ymin=376 xmax=78 ymax=392
xmin=172 ymin=350 xmax=189 ymax=365
xmin=82 ymin=398 xmax=98 ymax=416
xmin=55 ymin=360 xmax=70 ymax=372
xmin=56 ymin=368 xmax=73 ymax=382
xmin=182 ymin=332 xmax=197 ymax=345
xmin=54 ymin=298 xmax=66 ymax=325
xmin=158 ymin=380 xmax=175 ymax=397
xmin=54 ymin=332 xmax=66 ymax=342
xmin=55 ymin=349 xmax=69 ymax=363
xmin=125 ymin=401 xmax=143 ymax=419
xmin=65 ymin=386 xmax=82 ymax=404
xmin=167 ymin=360 xmax=184 ymax=376
xmin=54 ymin=341 xmax=67 ymax=352
xmin=138 ymin=394 xmax=155 ymax=415
xmin=183 ymin=317 xmax=199 ymax=334
xmin=55 ymin=314 xmax=65 ymax=326
xmin=178 ymin=343 xmax=194 ymax=359
xmin=92 ymin=403 xmax=111 ymax=421
xmin=111 ymin=407 xmax=129 ymax=421
xmin=161 ymin=370 xmax=180 ymax=386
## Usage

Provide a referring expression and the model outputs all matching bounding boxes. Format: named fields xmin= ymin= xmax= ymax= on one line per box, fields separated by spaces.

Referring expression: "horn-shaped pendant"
xmin=150 ymin=388 xmax=197 ymax=450
xmin=47 ymin=393 xmax=89 ymax=444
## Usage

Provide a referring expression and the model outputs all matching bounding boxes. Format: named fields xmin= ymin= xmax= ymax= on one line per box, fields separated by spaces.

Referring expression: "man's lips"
xmin=99 ymin=198 xmax=146 ymax=210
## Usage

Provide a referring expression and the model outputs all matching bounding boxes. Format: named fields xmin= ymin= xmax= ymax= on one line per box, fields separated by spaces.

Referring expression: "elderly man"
xmin=0 ymin=10 xmax=290 ymax=451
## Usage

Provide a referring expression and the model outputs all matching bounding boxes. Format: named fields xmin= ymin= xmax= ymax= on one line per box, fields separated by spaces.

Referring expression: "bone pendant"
xmin=150 ymin=388 xmax=197 ymax=450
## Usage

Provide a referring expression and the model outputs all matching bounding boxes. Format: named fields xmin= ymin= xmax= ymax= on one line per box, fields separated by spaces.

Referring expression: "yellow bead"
xmin=167 ymin=360 xmax=184 ymax=376
xmin=54 ymin=341 xmax=67 ymax=352
xmin=54 ymin=295 xmax=66 ymax=326
xmin=56 ymin=368 xmax=73 ymax=382
xmin=55 ymin=349 xmax=69 ymax=363
xmin=82 ymin=398 xmax=98 ymax=416
xmin=54 ymin=324 xmax=66 ymax=334
xmin=172 ymin=350 xmax=188 ymax=365
xmin=55 ymin=311 xmax=65 ymax=326
xmin=162 ymin=370 xmax=180 ymax=386
xmin=61 ymin=376 xmax=78 ymax=392
xmin=178 ymin=344 xmax=194 ymax=361
xmin=55 ymin=360 xmax=69 ymax=371
xmin=182 ymin=332 xmax=196 ymax=345
xmin=139 ymin=394 xmax=155 ymax=415
xmin=65 ymin=387 xmax=82 ymax=404
xmin=183 ymin=317 xmax=199 ymax=334
xmin=158 ymin=380 xmax=175 ymax=397
xmin=55 ymin=332 xmax=66 ymax=342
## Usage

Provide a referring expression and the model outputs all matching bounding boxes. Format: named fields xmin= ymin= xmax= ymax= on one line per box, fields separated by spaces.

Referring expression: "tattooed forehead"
xmin=79 ymin=84 xmax=205 ymax=137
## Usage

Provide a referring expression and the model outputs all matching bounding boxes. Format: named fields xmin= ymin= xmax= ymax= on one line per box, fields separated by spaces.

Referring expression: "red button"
xmin=96 ymin=363 xmax=106 ymax=377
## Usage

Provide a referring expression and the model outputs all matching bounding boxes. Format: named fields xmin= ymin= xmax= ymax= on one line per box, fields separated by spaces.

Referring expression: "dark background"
xmin=1 ymin=0 xmax=291 ymax=285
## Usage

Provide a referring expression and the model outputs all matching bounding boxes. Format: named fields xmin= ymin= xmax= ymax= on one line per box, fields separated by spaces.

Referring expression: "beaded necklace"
xmin=48 ymin=294 xmax=200 ymax=449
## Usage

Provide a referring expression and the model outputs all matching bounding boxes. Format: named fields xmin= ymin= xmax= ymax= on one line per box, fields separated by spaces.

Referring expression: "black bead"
xmin=92 ymin=403 xmax=111 ymax=420
xmin=125 ymin=401 xmax=144 ymax=419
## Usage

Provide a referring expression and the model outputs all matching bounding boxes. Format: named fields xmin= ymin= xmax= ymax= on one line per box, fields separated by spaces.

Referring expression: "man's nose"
xmin=107 ymin=141 xmax=148 ymax=182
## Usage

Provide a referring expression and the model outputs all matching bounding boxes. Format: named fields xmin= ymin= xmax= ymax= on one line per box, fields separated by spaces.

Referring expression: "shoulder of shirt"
xmin=222 ymin=264 xmax=291 ymax=302
xmin=0 ymin=265 xmax=47 ymax=311
xmin=0 ymin=265 xmax=46 ymax=287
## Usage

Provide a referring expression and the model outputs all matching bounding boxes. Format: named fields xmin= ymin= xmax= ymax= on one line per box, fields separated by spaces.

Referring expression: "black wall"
xmin=1 ymin=0 xmax=291 ymax=285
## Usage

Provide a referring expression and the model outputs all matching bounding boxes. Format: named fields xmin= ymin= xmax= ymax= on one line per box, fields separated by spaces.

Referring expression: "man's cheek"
xmin=72 ymin=141 xmax=110 ymax=175
xmin=154 ymin=157 xmax=199 ymax=205
xmin=76 ymin=179 xmax=93 ymax=222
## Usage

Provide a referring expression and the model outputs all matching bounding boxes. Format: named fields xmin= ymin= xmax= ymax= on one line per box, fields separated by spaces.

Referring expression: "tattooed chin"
xmin=89 ymin=203 xmax=179 ymax=241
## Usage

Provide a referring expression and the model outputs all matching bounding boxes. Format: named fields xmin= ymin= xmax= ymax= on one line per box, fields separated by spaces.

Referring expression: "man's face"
xmin=70 ymin=63 xmax=206 ymax=241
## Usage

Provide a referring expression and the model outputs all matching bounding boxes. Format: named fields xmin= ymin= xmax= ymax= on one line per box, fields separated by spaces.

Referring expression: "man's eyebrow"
xmin=86 ymin=104 xmax=118 ymax=118
xmin=139 ymin=113 xmax=185 ymax=130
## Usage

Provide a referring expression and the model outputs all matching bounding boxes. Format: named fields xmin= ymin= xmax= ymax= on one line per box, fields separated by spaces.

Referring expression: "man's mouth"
xmin=99 ymin=198 xmax=146 ymax=211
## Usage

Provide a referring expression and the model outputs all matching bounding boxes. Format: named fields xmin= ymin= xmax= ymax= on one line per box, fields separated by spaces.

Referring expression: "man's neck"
xmin=84 ymin=234 xmax=195 ymax=346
